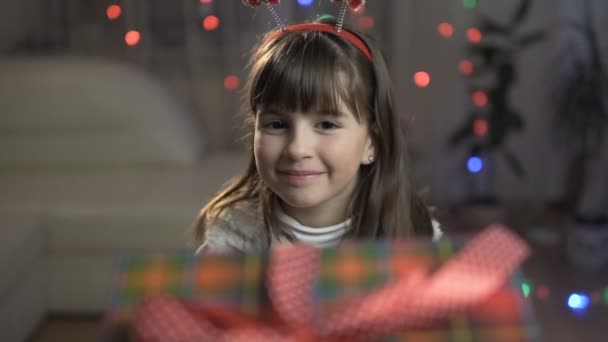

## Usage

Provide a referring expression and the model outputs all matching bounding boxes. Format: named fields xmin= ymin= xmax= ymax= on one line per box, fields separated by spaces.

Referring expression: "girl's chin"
xmin=276 ymin=194 xmax=322 ymax=210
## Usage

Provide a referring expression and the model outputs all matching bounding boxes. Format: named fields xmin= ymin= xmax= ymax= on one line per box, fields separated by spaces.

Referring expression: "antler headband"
xmin=243 ymin=0 xmax=372 ymax=62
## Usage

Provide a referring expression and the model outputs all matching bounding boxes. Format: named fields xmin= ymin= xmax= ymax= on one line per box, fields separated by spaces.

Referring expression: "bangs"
xmin=249 ymin=32 xmax=369 ymax=120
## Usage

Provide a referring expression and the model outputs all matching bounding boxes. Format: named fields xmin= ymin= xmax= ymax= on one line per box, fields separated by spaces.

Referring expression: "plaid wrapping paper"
xmin=104 ymin=226 xmax=541 ymax=341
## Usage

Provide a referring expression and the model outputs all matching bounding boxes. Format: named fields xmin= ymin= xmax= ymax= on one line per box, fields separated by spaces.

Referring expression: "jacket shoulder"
xmin=197 ymin=199 xmax=268 ymax=254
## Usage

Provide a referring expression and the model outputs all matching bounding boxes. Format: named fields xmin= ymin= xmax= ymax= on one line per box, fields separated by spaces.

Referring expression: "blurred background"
xmin=0 ymin=0 xmax=606 ymax=341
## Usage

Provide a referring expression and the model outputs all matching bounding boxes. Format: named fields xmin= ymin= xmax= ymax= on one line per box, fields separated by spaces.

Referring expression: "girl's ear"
xmin=360 ymin=133 xmax=376 ymax=165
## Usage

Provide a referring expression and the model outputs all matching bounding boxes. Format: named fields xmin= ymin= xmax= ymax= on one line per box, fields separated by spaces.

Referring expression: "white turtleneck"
xmin=275 ymin=207 xmax=350 ymax=248
xmin=275 ymin=207 xmax=443 ymax=248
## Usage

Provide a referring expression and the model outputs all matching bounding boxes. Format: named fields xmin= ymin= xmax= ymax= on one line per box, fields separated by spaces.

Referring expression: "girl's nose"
xmin=284 ymin=126 xmax=314 ymax=160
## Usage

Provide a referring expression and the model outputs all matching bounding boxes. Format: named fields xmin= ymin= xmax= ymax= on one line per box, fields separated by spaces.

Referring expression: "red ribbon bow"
xmin=331 ymin=0 xmax=366 ymax=12
xmin=133 ymin=225 xmax=529 ymax=341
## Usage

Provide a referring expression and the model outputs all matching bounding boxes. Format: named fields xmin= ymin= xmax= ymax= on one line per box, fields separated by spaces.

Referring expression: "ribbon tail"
xmin=268 ymin=244 xmax=321 ymax=328
xmin=415 ymin=224 xmax=530 ymax=313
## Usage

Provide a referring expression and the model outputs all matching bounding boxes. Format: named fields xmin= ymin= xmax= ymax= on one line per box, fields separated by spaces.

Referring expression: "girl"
xmin=194 ymin=17 xmax=441 ymax=254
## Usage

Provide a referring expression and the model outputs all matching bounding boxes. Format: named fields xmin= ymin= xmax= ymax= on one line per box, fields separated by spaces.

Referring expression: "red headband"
xmin=266 ymin=23 xmax=373 ymax=62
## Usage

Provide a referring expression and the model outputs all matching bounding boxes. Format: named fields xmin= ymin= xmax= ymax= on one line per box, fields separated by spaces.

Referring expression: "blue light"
xmin=467 ymin=156 xmax=483 ymax=173
xmin=567 ymin=293 xmax=590 ymax=310
xmin=297 ymin=0 xmax=314 ymax=7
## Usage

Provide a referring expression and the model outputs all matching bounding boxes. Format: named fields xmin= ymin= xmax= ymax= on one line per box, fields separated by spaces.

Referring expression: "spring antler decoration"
xmin=243 ymin=0 xmax=367 ymax=32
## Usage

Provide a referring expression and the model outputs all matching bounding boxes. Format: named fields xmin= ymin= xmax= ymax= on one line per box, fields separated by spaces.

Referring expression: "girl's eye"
xmin=318 ymin=121 xmax=339 ymax=130
xmin=263 ymin=120 xmax=286 ymax=130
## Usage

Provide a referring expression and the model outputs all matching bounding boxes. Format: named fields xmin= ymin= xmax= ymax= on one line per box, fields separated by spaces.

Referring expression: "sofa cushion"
xmin=0 ymin=152 xmax=247 ymax=313
xmin=0 ymin=57 xmax=205 ymax=166
xmin=4 ymin=152 xmax=248 ymax=253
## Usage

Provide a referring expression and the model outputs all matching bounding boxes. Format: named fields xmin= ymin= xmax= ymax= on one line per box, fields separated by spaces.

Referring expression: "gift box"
xmin=103 ymin=225 xmax=541 ymax=341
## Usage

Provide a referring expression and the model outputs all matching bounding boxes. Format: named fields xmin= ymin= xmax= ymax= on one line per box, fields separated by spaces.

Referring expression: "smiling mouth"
xmin=279 ymin=170 xmax=324 ymax=176
xmin=277 ymin=170 xmax=325 ymax=184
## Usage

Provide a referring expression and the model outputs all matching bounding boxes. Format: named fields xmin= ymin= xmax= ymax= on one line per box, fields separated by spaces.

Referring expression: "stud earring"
xmin=368 ymin=154 xmax=374 ymax=163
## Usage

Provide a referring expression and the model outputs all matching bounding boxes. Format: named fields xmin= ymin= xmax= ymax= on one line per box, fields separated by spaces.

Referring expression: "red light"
xmin=125 ymin=30 xmax=141 ymax=46
xmin=459 ymin=59 xmax=474 ymax=76
xmin=537 ymin=285 xmax=550 ymax=300
xmin=203 ymin=15 xmax=220 ymax=31
xmin=467 ymin=28 xmax=482 ymax=43
xmin=356 ymin=16 xmax=375 ymax=30
xmin=224 ymin=75 xmax=240 ymax=91
xmin=438 ymin=22 xmax=454 ymax=38
xmin=472 ymin=90 xmax=487 ymax=107
xmin=106 ymin=4 xmax=122 ymax=20
xmin=473 ymin=119 xmax=488 ymax=136
xmin=200 ymin=0 xmax=213 ymax=3
xmin=413 ymin=71 xmax=431 ymax=88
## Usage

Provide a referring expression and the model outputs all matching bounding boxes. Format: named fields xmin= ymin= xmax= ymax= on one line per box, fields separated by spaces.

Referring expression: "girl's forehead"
xmin=257 ymin=100 xmax=357 ymax=118
xmin=250 ymin=53 xmax=367 ymax=121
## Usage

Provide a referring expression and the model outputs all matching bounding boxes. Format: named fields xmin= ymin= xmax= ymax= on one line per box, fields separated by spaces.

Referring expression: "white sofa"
xmin=0 ymin=216 xmax=46 ymax=342
xmin=0 ymin=57 xmax=246 ymax=341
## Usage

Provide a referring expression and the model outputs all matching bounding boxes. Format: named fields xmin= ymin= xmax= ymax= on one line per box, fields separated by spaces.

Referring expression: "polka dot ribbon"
xmin=133 ymin=224 xmax=529 ymax=341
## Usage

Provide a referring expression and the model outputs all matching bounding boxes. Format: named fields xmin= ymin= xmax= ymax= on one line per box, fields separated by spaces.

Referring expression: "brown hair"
xmin=194 ymin=18 xmax=432 ymax=245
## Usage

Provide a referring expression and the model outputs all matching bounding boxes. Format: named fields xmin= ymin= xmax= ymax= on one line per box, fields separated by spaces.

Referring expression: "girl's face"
xmin=254 ymin=102 xmax=374 ymax=227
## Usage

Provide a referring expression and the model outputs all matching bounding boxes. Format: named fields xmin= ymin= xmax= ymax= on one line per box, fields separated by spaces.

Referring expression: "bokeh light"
xmin=467 ymin=156 xmax=483 ymax=173
xmin=463 ymin=0 xmax=478 ymax=8
xmin=203 ymin=15 xmax=220 ymax=31
xmin=472 ymin=91 xmax=488 ymax=107
xmin=438 ymin=22 xmax=454 ymax=38
xmin=459 ymin=59 xmax=474 ymax=76
xmin=224 ymin=75 xmax=240 ymax=91
xmin=297 ymin=0 xmax=314 ymax=6
xmin=521 ymin=282 xmax=531 ymax=298
xmin=473 ymin=119 xmax=488 ymax=136
xmin=106 ymin=4 xmax=122 ymax=20
xmin=414 ymin=71 xmax=431 ymax=88
xmin=467 ymin=28 xmax=482 ymax=43
xmin=568 ymin=293 xmax=590 ymax=310
xmin=356 ymin=16 xmax=375 ymax=30
xmin=125 ymin=30 xmax=141 ymax=46
xmin=537 ymin=285 xmax=551 ymax=300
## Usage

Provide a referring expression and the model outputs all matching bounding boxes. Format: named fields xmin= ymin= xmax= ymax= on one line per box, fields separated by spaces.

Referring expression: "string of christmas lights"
xmin=426 ymin=0 xmax=490 ymax=176
xmin=520 ymin=280 xmax=608 ymax=311
xmin=104 ymin=0 xmax=373 ymax=92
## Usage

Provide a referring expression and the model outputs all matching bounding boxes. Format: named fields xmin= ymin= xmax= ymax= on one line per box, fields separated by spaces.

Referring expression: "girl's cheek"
xmin=256 ymin=135 xmax=281 ymax=159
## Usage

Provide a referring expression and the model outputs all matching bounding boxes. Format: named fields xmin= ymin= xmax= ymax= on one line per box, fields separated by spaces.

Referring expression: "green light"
xmin=463 ymin=0 xmax=477 ymax=9
xmin=318 ymin=13 xmax=335 ymax=21
xmin=522 ymin=282 xmax=531 ymax=298
xmin=604 ymin=287 xmax=608 ymax=304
